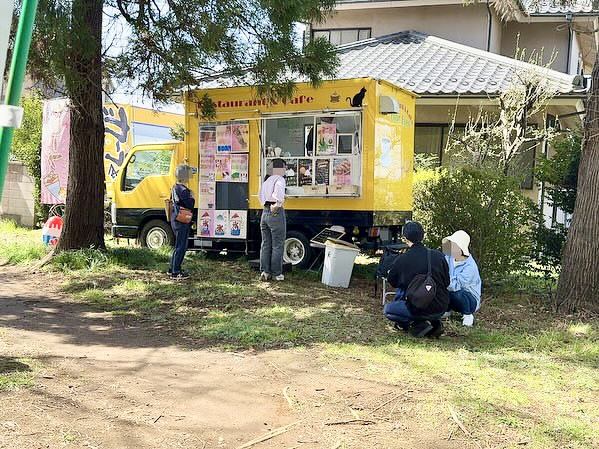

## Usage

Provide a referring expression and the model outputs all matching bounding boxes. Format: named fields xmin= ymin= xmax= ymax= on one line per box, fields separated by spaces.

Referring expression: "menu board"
xmin=199 ymin=210 xmax=214 ymax=237
xmin=316 ymin=123 xmax=336 ymax=156
xmin=216 ymin=125 xmax=232 ymax=152
xmin=231 ymin=123 xmax=249 ymax=152
xmin=200 ymin=153 xmax=215 ymax=182
xmin=199 ymin=182 xmax=216 ymax=209
xmin=298 ymin=159 xmax=313 ymax=186
xmin=283 ymin=158 xmax=298 ymax=186
xmin=215 ymin=154 xmax=232 ymax=181
xmin=231 ymin=154 xmax=249 ymax=182
xmin=315 ymin=159 xmax=330 ymax=185
xmin=198 ymin=121 xmax=249 ymax=239
xmin=333 ymin=158 xmax=352 ymax=185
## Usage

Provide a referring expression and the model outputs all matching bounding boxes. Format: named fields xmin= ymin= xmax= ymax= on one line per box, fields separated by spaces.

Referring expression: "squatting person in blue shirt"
xmin=442 ymin=230 xmax=482 ymax=327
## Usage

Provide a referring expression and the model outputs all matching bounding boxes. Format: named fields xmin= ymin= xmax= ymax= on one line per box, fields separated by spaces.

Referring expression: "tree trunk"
xmin=555 ymin=56 xmax=599 ymax=314
xmin=57 ymin=0 xmax=105 ymax=251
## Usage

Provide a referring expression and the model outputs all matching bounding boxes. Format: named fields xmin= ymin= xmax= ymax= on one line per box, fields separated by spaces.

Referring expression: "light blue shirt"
xmin=446 ymin=255 xmax=482 ymax=309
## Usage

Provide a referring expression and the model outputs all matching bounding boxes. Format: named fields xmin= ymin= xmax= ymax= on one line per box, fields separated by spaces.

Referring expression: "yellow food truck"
xmin=111 ymin=78 xmax=416 ymax=268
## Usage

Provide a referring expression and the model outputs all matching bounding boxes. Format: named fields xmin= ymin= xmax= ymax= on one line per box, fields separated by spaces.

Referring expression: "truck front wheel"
xmin=283 ymin=231 xmax=312 ymax=269
xmin=140 ymin=220 xmax=174 ymax=249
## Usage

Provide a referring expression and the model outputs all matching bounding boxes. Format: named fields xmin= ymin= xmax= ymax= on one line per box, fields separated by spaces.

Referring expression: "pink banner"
xmin=41 ymin=99 xmax=70 ymax=204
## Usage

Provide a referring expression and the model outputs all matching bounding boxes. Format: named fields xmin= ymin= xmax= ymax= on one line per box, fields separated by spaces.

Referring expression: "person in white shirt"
xmin=258 ymin=159 xmax=287 ymax=281
xmin=442 ymin=230 xmax=482 ymax=327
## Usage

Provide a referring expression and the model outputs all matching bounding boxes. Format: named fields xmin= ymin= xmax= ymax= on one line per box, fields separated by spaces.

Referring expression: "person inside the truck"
xmin=383 ymin=221 xmax=450 ymax=338
xmin=169 ymin=164 xmax=195 ymax=280
xmin=442 ymin=230 xmax=482 ymax=327
xmin=258 ymin=158 xmax=287 ymax=282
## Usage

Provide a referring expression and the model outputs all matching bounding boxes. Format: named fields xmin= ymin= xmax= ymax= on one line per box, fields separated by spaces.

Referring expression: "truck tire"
xmin=140 ymin=220 xmax=174 ymax=249
xmin=284 ymin=230 xmax=312 ymax=269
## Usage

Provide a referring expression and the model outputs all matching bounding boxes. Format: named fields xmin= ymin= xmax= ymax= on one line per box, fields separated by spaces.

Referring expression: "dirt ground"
xmin=0 ymin=266 xmax=476 ymax=449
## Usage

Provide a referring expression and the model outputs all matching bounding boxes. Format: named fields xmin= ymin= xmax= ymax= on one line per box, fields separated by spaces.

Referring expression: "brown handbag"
xmin=175 ymin=206 xmax=193 ymax=224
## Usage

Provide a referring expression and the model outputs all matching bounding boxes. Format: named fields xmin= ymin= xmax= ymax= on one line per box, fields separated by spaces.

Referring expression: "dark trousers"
xmin=384 ymin=299 xmax=443 ymax=330
xmin=170 ymin=222 xmax=191 ymax=274
xmin=448 ymin=290 xmax=479 ymax=315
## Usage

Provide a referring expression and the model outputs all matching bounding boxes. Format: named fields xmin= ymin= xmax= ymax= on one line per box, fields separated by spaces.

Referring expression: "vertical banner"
xmin=41 ymin=99 xmax=70 ymax=204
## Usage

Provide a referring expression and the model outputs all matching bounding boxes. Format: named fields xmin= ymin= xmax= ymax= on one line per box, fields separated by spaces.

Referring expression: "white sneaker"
xmin=260 ymin=272 xmax=270 ymax=281
xmin=274 ymin=274 xmax=285 ymax=281
xmin=462 ymin=314 xmax=474 ymax=327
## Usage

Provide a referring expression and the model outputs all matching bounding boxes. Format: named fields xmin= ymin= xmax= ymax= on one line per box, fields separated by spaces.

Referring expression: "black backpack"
xmin=405 ymin=249 xmax=436 ymax=311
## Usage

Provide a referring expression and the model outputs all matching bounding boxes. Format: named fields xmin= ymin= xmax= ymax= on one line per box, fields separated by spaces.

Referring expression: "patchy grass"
xmin=1 ymin=220 xmax=598 ymax=448
xmin=0 ymin=220 xmax=48 ymax=264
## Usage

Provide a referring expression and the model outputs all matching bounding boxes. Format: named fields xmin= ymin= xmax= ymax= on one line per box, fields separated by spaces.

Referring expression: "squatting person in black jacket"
xmin=384 ymin=221 xmax=450 ymax=337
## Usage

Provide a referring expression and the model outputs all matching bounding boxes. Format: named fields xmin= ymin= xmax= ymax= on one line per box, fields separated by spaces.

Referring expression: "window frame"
xmin=121 ymin=148 xmax=173 ymax=192
xmin=311 ymin=27 xmax=372 ymax=46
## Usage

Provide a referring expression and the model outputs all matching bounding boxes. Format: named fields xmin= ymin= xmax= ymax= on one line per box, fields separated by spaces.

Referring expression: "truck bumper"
xmin=112 ymin=225 xmax=138 ymax=239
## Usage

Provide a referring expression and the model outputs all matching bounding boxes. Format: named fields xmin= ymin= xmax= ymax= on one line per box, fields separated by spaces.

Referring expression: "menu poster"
xmin=200 ymin=153 xmax=216 ymax=182
xmin=216 ymin=125 xmax=232 ymax=152
xmin=230 ymin=154 xmax=249 ymax=183
xmin=231 ymin=123 xmax=249 ymax=152
xmin=298 ymin=159 xmax=313 ymax=186
xmin=333 ymin=158 xmax=352 ymax=185
xmin=315 ymin=159 xmax=330 ymax=185
xmin=316 ymin=123 xmax=336 ymax=156
xmin=198 ymin=210 xmax=214 ymax=237
xmin=215 ymin=154 xmax=231 ymax=181
xmin=214 ymin=210 xmax=228 ymax=237
xmin=200 ymin=129 xmax=216 ymax=155
xmin=199 ymin=182 xmax=216 ymax=209
xmin=227 ymin=210 xmax=247 ymax=239
xmin=283 ymin=158 xmax=298 ymax=187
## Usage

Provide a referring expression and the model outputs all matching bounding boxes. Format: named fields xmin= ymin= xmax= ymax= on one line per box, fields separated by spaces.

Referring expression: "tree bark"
xmin=555 ymin=55 xmax=599 ymax=314
xmin=57 ymin=0 xmax=105 ymax=251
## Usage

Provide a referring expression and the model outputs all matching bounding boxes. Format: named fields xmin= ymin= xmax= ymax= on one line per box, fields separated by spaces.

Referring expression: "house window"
xmin=312 ymin=28 xmax=371 ymax=46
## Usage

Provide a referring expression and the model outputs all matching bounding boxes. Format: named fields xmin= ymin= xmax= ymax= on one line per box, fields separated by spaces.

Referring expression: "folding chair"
xmin=374 ymin=243 xmax=409 ymax=305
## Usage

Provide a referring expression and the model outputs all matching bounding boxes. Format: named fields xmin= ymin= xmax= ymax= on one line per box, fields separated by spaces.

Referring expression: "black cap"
xmin=402 ymin=221 xmax=424 ymax=244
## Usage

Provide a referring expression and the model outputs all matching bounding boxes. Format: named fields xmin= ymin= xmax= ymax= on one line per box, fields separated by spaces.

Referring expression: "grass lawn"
xmin=1 ymin=220 xmax=598 ymax=448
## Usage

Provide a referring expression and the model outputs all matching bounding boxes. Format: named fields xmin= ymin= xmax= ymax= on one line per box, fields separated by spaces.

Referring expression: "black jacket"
xmin=387 ymin=243 xmax=450 ymax=315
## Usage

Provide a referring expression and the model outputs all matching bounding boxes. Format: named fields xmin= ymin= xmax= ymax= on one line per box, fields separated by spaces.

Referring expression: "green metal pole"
xmin=0 ymin=0 xmax=39 ymax=201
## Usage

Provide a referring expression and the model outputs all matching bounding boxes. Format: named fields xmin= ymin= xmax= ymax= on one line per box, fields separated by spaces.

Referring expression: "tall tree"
xmin=22 ymin=0 xmax=338 ymax=251
xmin=471 ymin=0 xmax=598 ymax=313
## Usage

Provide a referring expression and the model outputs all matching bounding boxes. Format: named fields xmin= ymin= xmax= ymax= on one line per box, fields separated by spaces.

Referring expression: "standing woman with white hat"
xmin=442 ymin=230 xmax=482 ymax=326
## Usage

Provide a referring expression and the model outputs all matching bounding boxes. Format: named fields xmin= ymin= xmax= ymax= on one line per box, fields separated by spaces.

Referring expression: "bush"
xmin=414 ymin=166 xmax=537 ymax=280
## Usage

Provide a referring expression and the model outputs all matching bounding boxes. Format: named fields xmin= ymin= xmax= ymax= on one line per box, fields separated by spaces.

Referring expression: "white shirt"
xmin=258 ymin=175 xmax=286 ymax=207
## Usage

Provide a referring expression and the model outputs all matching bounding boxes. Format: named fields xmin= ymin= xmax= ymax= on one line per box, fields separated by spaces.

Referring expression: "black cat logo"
xmin=347 ymin=87 xmax=366 ymax=107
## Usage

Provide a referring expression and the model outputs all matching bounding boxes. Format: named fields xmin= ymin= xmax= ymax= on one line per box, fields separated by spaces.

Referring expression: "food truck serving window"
xmin=262 ymin=111 xmax=362 ymax=197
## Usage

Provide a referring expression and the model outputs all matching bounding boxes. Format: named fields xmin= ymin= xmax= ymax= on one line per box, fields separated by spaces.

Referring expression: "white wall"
xmin=320 ymin=4 xmax=492 ymax=50
xmin=0 ymin=161 xmax=35 ymax=227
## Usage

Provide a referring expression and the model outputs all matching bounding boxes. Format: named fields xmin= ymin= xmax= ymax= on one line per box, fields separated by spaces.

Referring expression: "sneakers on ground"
xmin=259 ymin=272 xmax=270 ymax=281
xmin=171 ymin=272 xmax=190 ymax=280
xmin=409 ymin=320 xmax=434 ymax=338
xmin=274 ymin=274 xmax=285 ymax=281
xmin=462 ymin=314 xmax=474 ymax=327
xmin=393 ymin=322 xmax=409 ymax=332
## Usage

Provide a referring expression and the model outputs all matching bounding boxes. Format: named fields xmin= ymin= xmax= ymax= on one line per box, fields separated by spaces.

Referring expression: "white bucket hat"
xmin=443 ymin=230 xmax=471 ymax=256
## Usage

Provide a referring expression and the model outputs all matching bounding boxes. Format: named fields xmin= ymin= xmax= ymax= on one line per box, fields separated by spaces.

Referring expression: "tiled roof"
xmin=334 ymin=31 xmax=586 ymax=96
xmin=521 ymin=0 xmax=599 ymax=15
